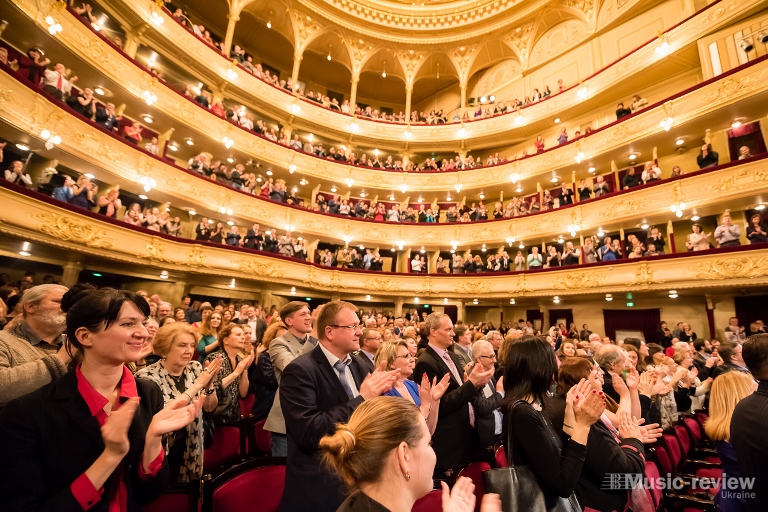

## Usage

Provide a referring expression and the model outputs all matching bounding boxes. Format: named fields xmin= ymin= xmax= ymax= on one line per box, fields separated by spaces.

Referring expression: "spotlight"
xmin=676 ymin=138 xmax=685 ymax=146
xmin=731 ymin=121 xmax=742 ymax=129
xmin=473 ymin=299 xmax=479 ymax=304
xmin=605 ymin=294 xmax=613 ymax=301
xmin=160 ymin=270 xmax=169 ymax=279
xmin=19 ymin=241 xmax=31 ymax=257
xmin=691 ymin=215 xmax=700 ymax=221
xmin=669 ymin=290 xmax=678 ymax=299
xmin=15 ymin=143 xmax=29 ymax=151
xmin=740 ymin=39 xmax=755 ymax=53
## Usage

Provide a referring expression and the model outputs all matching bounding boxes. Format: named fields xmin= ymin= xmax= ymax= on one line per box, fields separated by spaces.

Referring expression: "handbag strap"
xmin=505 ymin=399 xmax=529 ymax=468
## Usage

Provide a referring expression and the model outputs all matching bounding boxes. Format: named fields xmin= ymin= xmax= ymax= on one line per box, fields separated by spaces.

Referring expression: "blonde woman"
xmin=376 ymin=340 xmax=450 ymax=435
xmin=704 ymin=371 xmax=756 ymax=512
xmin=97 ymin=187 xmax=122 ymax=218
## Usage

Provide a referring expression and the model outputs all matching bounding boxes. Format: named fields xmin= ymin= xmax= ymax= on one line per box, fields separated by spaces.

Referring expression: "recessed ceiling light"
xmin=629 ymin=154 xmax=637 ymax=160
xmin=15 ymin=143 xmax=29 ymax=151
xmin=479 ymin=193 xmax=485 ymax=199
xmin=266 ymin=170 xmax=273 ymax=176
xmin=588 ymin=167 xmax=596 ymax=173
xmin=554 ymin=117 xmax=561 ymax=123
xmin=141 ymin=115 xmax=153 ymax=124
xmin=331 ymin=186 xmax=337 ymax=192
xmin=139 ymin=194 xmax=148 ymax=200
xmin=675 ymin=138 xmax=685 ymax=146
xmin=226 ymin=157 xmax=234 ymax=163
xmin=94 ymin=87 xmax=105 ymax=95
xmin=360 ymin=192 xmax=367 ymax=197
xmin=168 ymin=143 xmax=178 ymax=151
xmin=300 ymin=179 xmax=308 ymax=185
xmin=550 ymin=176 xmax=559 ymax=183
xmin=731 ymin=121 xmax=742 ymax=128
xmin=605 ymin=294 xmax=613 ymax=301
xmin=756 ymin=204 xmax=766 ymax=210
xmin=515 ymin=185 xmax=523 ymax=193
xmin=691 ymin=215 xmax=700 ymax=221
xmin=227 ymin=220 xmax=234 ymax=226
xmin=389 ymin=195 xmax=395 ymax=200
xmin=185 ymin=138 xmax=194 ymax=146
xmin=641 ymin=223 xmax=649 ymax=229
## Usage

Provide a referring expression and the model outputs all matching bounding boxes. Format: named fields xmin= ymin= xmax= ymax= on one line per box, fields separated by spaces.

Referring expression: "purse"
xmin=482 ymin=400 xmax=581 ymax=512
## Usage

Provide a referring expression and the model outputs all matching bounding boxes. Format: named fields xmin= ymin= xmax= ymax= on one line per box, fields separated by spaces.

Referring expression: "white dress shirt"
xmin=318 ymin=343 xmax=360 ymax=397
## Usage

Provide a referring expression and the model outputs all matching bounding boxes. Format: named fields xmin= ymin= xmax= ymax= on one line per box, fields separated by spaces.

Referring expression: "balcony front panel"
xmin=3 ymin=185 xmax=768 ymax=298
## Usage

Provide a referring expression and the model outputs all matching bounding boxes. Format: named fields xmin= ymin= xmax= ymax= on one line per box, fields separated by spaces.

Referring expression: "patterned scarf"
xmin=136 ymin=361 xmax=204 ymax=482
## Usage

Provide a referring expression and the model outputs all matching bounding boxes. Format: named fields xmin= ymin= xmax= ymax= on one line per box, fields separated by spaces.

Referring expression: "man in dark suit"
xmin=470 ymin=340 xmax=505 ymax=453
xmin=263 ymin=229 xmax=278 ymax=253
xmin=711 ymin=342 xmax=751 ymax=381
xmin=278 ymin=301 xmax=396 ymax=512
xmin=353 ymin=328 xmax=380 ymax=374
xmin=244 ymin=223 xmax=264 ymax=250
xmin=499 ymin=251 xmax=511 ymax=272
xmin=412 ymin=312 xmax=493 ymax=482
xmin=731 ymin=334 xmax=768 ymax=512
xmin=579 ymin=324 xmax=592 ymax=341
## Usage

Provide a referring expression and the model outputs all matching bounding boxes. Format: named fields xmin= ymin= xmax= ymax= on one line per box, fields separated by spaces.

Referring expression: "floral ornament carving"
xmin=365 ymin=277 xmax=402 ymax=292
xmin=236 ymin=258 xmax=285 ymax=278
xmin=703 ymin=168 xmax=767 ymax=193
xmin=137 ymin=237 xmax=173 ymax=263
xmin=694 ymin=257 xmax=768 ymax=280
xmin=602 ymin=198 xmax=645 ymax=219
xmin=305 ymin=266 xmax=322 ymax=287
xmin=395 ymin=50 xmax=426 ymax=85
xmin=419 ymin=276 xmax=433 ymax=295
xmin=502 ymin=22 xmax=535 ymax=66
xmin=293 ymin=12 xmax=323 ymax=52
xmin=456 ymin=280 xmax=492 ymax=295
xmin=448 ymin=45 xmax=478 ymax=83
xmin=330 ymin=271 xmax=346 ymax=290
xmin=563 ymin=0 xmax=594 ymax=18
xmin=346 ymin=37 xmax=375 ymax=72
xmin=35 ymin=213 xmax=114 ymax=248
xmin=180 ymin=246 xmax=210 ymax=268
xmin=627 ymin=262 xmax=664 ymax=287
xmin=553 ymin=271 xmax=605 ymax=290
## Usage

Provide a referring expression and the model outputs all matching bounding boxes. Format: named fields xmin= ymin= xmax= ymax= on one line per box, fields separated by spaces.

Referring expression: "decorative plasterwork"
xmin=6 ymin=187 xmax=768 ymax=297
xmin=501 ymin=22 xmax=536 ymax=67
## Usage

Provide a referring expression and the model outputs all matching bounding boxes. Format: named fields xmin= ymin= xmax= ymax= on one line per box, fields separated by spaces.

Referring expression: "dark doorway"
xmin=603 ymin=308 xmax=661 ymax=343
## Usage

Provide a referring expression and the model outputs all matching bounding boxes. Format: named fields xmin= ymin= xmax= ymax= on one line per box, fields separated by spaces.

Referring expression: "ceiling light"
xmin=15 ymin=143 xmax=29 ymax=151
xmin=515 ymin=185 xmax=523 ymax=193
xmin=289 ymin=164 xmax=297 ymax=173
xmin=605 ymin=294 xmax=613 ymax=301
xmin=554 ymin=118 xmax=561 ymax=124
xmin=292 ymin=187 xmax=298 ymax=193
xmin=168 ymin=143 xmax=178 ymax=151
xmin=691 ymin=215 xmax=700 ymax=221
xmin=84 ymin=173 xmax=95 ymax=179
xmin=360 ymin=192 xmax=367 ymax=197
xmin=365 ymin=295 xmax=371 ymax=301
xmin=389 ymin=194 xmax=395 ymax=200
xmin=94 ymin=87 xmax=105 ymax=95
xmin=226 ymin=157 xmax=234 ymax=163
xmin=19 ymin=241 xmax=31 ymax=257
xmin=641 ymin=223 xmax=649 ymax=229
xmin=731 ymin=121 xmax=742 ymax=128
xmin=446 ymin=195 xmax=452 ymax=201
xmin=629 ymin=153 xmax=637 ymax=161
xmin=518 ymin=241 xmax=524 ymax=249
xmin=185 ymin=138 xmax=194 ymax=146
xmin=420 ymin=246 xmax=426 ymax=254
xmin=756 ymin=204 xmax=766 ymax=210
xmin=473 ymin=299 xmax=479 ymax=304
xmin=675 ymin=138 xmax=685 ymax=146
xmin=139 ymin=194 xmax=148 ymax=200
xmin=479 ymin=193 xmax=485 ymax=199
xmin=403 ymin=129 xmax=411 ymax=139
xmin=414 ymin=297 xmax=419 ymax=304
xmin=188 ymin=209 xmax=196 ymax=216
xmin=481 ymin=244 xmax=487 ymax=252
xmin=229 ymin=278 xmax=236 ymax=289
xmin=300 ymin=179 xmax=308 ymax=185
xmin=597 ymin=227 xmax=605 ymax=237
xmin=550 ymin=176 xmax=559 ymax=183
xmin=553 ymin=296 xmax=561 ymax=304
xmin=588 ymin=167 xmax=596 ymax=173
xmin=417 ymin=197 xmax=423 ymax=203
xmin=557 ymin=235 xmax=564 ymax=244
xmin=391 ymin=247 xmax=396 ymax=252
xmin=266 ymin=170 xmax=273 ymax=176
xmin=359 ymin=245 xmax=365 ymax=250
xmin=291 ymin=287 xmax=297 ymax=295
xmin=142 ymin=114 xmax=153 ymax=124
xmin=669 ymin=290 xmax=678 ymax=299
xmin=457 ymin=126 xmax=467 ymax=138
xmin=160 ymin=270 xmax=169 ymax=279
xmin=331 ymin=185 xmax=337 ymax=192
xmin=227 ymin=220 xmax=234 ymax=226
xmin=509 ymin=298 xmax=516 ymax=304
xmin=266 ymin=20 xmax=271 ymax=29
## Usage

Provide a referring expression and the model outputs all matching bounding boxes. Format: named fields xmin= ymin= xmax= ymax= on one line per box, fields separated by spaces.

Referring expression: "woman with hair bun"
xmin=0 ymin=285 xmax=204 ymax=511
xmin=320 ymin=396 xmax=501 ymax=512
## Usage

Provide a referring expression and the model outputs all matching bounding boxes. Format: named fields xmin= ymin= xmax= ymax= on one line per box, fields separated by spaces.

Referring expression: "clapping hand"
xmin=101 ymin=397 xmax=140 ymax=458
xmin=441 ymin=477 xmax=476 ymax=512
xmin=610 ymin=372 xmax=631 ymax=399
xmin=573 ymin=388 xmax=606 ymax=427
xmin=359 ymin=362 xmax=398 ymax=400
xmin=196 ymin=356 xmax=223 ymax=388
xmin=617 ymin=411 xmax=643 ymax=441
xmin=429 ymin=373 xmax=451 ymax=401
xmin=636 ymin=419 xmax=662 ymax=444
xmin=235 ymin=352 xmax=254 ymax=374
xmin=148 ymin=394 xmax=205 ymax=439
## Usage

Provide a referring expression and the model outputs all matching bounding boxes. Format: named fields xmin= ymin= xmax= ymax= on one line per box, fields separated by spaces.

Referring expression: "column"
xmin=123 ymin=33 xmax=140 ymax=60
xmin=460 ymin=83 xmax=467 ymax=118
xmin=705 ymin=295 xmax=716 ymax=340
xmin=394 ymin=298 xmax=404 ymax=317
xmin=307 ymin=238 xmax=320 ymax=264
xmin=61 ymin=260 xmax=83 ymax=288
xmin=168 ymin=281 xmax=188 ymax=308
xmin=291 ymin=53 xmax=303 ymax=93
xmin=427 ymin=250 xmax=439 ymax=274
xmin=404 ymin=85 xmax=413 ymax=123
xmin=538 ymin=302 xmax=550 ymax=332
xmin=222 ymin=13 xmax=240 ymax=57
xmin=157 ymin=127 xmax=174 ymax=157
xmin=457 ymin=301 xmax=466 ymax=323
xmin=397 ymin=249 xmax=411 ymax=273
xmin=349 ymin=75 xmax=360 ymax=108
xmin=666 ymin=220 xmax=676 ymax=254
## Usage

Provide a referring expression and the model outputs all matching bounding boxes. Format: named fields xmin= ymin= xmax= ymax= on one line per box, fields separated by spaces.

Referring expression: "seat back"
xmin=205 ymin=459 xmax=286 ymax=512
xmin=662 ymin=432 xmax=682 ymax=469
xmin=684 ymin=417 xmax=702 ymax=445
xmin=457 ymin=462 xmax=491 ymax=512
xmin=644 ymin=460 xmax=663 ymax=508
xmin=254 ymin=418 xmax=272 ymax=454
xmin=411 ymin=490 xmax=442 ymax=512
xmin=654 ymin=444 xmax=673 ymax=477
xmin=674 ymin=425 xmax=691 ymax=455
xmin=144 ymin=481 xmax=199 ymax=512
xmin=494 ymin=446 xmax=508 ymax=468
xmin=204 ymin=426 xmax=241 ymax=475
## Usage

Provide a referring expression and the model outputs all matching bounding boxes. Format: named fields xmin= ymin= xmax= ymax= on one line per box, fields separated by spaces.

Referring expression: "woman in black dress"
xmin=747 ymin=213 xmax=768 ymax=244
xmin=208 ymin=222 xmax=224 ymax=244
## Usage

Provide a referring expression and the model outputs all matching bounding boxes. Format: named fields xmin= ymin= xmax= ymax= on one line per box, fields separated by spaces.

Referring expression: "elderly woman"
xmin=206 ymin=324 xmax=254 ymax=425
xmin=378 ymin=340 xmax=449 ymax=435
xmin=136 ymin=323 xmax=222 ymax=481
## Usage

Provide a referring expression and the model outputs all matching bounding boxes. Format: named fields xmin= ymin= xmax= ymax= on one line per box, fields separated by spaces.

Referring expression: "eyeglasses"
xmin=478 ymin=354 xmax=496 ymax=360
xmin=330 ymin=323 xmax=361 ymax=331
xmin=395 ymin=354 xmax=414 ymax=359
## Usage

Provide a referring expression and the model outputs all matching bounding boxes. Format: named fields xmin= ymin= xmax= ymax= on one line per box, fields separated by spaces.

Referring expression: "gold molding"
xmin=4 ymin=185 xmax=768 ymax=297
xmin=24 ymin=0 xmax=768 ymax=150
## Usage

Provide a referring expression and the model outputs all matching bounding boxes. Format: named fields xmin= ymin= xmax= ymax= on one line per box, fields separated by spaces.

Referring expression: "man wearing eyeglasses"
xmin=413 ymin=312 xmax=494 ymax=484
xmin=265 ymin=301 xmax=317 ymax=457
xmin=279 ymin=301 xmax=398 ymax=512
xmin=354 ymin=328 xmax=381 ymax=374
xmin=471 ymin=340 xmax=505 ymax=453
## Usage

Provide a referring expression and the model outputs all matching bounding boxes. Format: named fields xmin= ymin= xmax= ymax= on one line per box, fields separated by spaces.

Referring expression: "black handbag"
xmin=482 ymin=400 xmax=581 ymax=512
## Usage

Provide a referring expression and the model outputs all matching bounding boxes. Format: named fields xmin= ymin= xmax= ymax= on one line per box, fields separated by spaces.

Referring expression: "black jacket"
xmin=278 ymin=345 xmax=368 ymax=512
xmin=244 ymin=229 xmax=264 ymax=250
xmin=731 ymin=380 xmax=768 ymax=512
xmin=0 ymin=370 xmax=168 ymax=512
xmin=411 ymin=346 xmax=481 ymax=474
xmin=472 ymin=377 xmax=504 ymax=450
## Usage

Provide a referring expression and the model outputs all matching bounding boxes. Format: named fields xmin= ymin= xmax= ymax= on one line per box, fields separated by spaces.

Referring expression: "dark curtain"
xmin=527 ymin=309 xmax=543 ymax=333
xmin=603 ymin=308 xmax=660 ymax=343
xmin=734 ymin=296 xmax=768 ymax=332
xmin=548 ymin=309 xmax=574 ymax=331
xmin=728 ymin=122 xmax=767 ymax=160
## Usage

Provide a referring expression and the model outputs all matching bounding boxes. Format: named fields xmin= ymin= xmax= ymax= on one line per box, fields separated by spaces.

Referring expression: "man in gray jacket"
xmin=0 ymin=284 xmax=70 ymax=407
xmin=264 ymin=301 xmax=317 ymax=456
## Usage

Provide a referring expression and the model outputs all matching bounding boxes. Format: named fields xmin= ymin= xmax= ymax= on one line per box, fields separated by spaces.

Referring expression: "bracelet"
xmin=182 ymin=392 xmax=192 ymax=404
xmin=563 ymin=422 xmax=574 ymax=429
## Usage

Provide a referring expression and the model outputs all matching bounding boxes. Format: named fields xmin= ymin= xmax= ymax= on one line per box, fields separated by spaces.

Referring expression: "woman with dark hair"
xmin=655 ymin=322 xmax=673 ymax=348
xmin=0 ymin=286 xmax=202 ymax=510
xmin=747 ymin=213 xmax=768 ymax=244
xmin=501 ymin=336 xmax=605 ymax=506
xmin=548 ymin=357 xmax=655 ymax=512
xmin=697 ymin=143 xmax=719 ymax=169
xmin=205 ymin=323 xmax=253 ymax=424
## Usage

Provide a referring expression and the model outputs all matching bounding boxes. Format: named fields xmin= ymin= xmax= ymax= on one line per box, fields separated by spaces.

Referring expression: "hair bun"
xmin=60 ymin=283 xmax=96 ymax=313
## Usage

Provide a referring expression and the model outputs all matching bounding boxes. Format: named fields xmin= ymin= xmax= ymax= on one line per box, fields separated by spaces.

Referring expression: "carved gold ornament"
xmin=137 ymin=237 xmax=173 ymax=263
xmin=694 ymin=257 xmax=768 ymax=280
xmin=35 ymin=213 xmax=115 ymax=249
xmin=553 ymin=271 xmax=606 ymax=290
xmin=181 ymin=246 xmax=210 ymax=268
xmin=236 ymin=258 xmax=285 ymax=278
xmin=365 ymin=277 xmax=402 ymax=292
xmin=627 ymin=262 xmax=664 ymax=287
xmin=456 ymin=280 xmax=492 ymax=295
